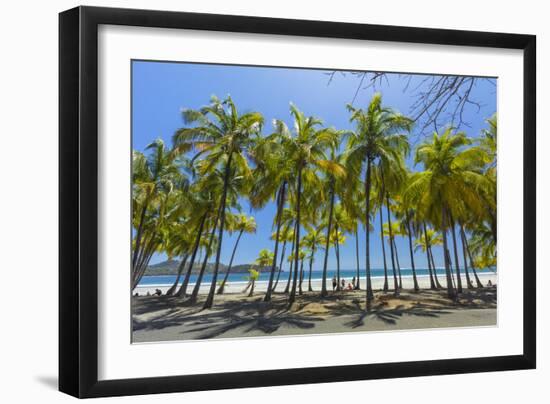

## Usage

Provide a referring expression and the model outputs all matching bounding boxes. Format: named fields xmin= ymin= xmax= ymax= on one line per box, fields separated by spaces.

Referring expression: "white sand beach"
xmin=134 ymin=272 xmax=497 ymax=296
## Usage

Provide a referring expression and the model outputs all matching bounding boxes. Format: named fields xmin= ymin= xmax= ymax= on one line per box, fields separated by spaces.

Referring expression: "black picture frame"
xmin=59 ymin=5 xmax=536 ymax=398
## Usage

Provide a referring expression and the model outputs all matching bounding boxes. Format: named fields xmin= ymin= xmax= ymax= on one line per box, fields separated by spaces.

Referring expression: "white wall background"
xmin=0 ymin=0 xmax=546 ymax=402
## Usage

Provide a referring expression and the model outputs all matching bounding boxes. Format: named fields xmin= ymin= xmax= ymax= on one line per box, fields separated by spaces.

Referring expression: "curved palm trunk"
xmin=406 ymin=217 xmax=420 ymax=292
xmin=354 ymin=229 xmax=361 ymax=290
xmin=132 ymin=234 xmax=160 ymax=290
xmin=364 ymin=158 xmax=374 ymax=305
xmin=283 ymin=258 xmax=293 ymax=293
xmin=177 ymin=213 xmax=207 ymax=297
xmin=308 ymin=248 xmax=315 ymax=292
xmin=190 ymin=207 xmax=221 ymax=305
xmin=422 ymin=222 xmax=437 ymax=289
xmin=385 ymin=193 xmax=399 ymax=295
xmin=446 ymin=248 xmax=457 ymax=290
xmin=248 ymin=279 xmax=256 ymax=297
xmin=298 ymin=257 xmax=305 ymax=295
xmin=288 ymin=167 xmax=303 ymax=307
xmin=441 ymin=205 xmax=456 ymax=300
xmin=335 ymin=225 xmax=341 ymax=291
xmin=425 ymin=248 xmax=437 ymax=290
xmin=392 ymin=238 xmax=403 ymax=289
xmin=265 ymin=182 xmax=286 ymax=301
xmin=284 ymin=221 xmax=298 ymax=294
xmin=132 ymin=197 xmax=150 ymax=270
xmin=204 ymin=154 xmax=233 ymax=309
xmin=461 ymin=225 xmax=484 ymax=288
xmin=380 ymin=207 xmax=389 ymax=291
xmin=217 ymin=229 xmax=244 ymax=295
xmin=321 ymin=179 xmax=336 ymax=297
xmin=133 ymin=231 xmax=154 ymax=287
xmin=429 ymin=246 xmax=444 ymax=288
xmin=272 ymin=239 xmax=287 ymax=291
xmin=166 ymin=254 xmax=189 ymax=296
xmin=459 ymin=225 xmax=475 ymax=289
xmin=449 ymin=214 xmax=463 ymax=294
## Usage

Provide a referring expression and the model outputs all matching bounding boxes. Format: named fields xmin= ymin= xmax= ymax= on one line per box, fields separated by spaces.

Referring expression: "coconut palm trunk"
xmin=429 ymin=246 xmax=444 ymax=288
xmin=380 ymin=207 xmax=389 ymax=291
xmin=177 ymin=213 xmax=207 ymax=297
xmin=190 ymin=206 xmax=221 ymax=305
xmin=248 ymin=278 xmax=256 ymax=297
xmin=461 ymin=225 xmax=484 ymax=288
xmin=406 ymin=217 xmax=420 ymax=291
xmin=354 ymin=228 xmax=361 ymax=290
xmin=272 ymin=238 xmax=287 ymax=292
xmin=364 ymin=158 xmax=374 ymax=305
xmin=166 ymin=254 xmax=189 ymax=296
xmin=441 ymin=205 xmax=456 ymax=299
xmin=422 ymin=222 xmax=437 ymax=289
xmin=334 ymin=225 xmax=341 ymax=291
xmin=459 ymin=224 xmax=475 ymax=289
xmin=385 ymin=193 xmax=399 ymax=295
xmin=448 ymin=214 xmax=463 ymax=294
xmin=288 ymin=166 xmax=303 ymax=307
xmin=132 ymin=236 xmax=159 ymax=290
xmin=217 ymin=229 xmax=244 ymax=295
xmin=298 ymin=257 xmax=305 ymax=295
xmin=284 ymin=221 xmax=298 ymax=294
xmin=425 ymin=245 xmax=437 ymax=289
xmin=392 ymin=238 xmax=403 ymax=289
xmin=308 ymin=248 xmax=315 ymax=292
xmin=265 ymin=182 xmax=286 ymax=301
xmin=132 ymin=198 xmax=151 ymax=270
xmin=321 ymin=178 xmax=336 ymax=297
xmin=204 ymin=154 xmax=234 ymax=309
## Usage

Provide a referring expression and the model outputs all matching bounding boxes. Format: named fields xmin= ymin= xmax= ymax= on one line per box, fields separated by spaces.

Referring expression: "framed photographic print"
xmin=59 ymin=6 xmax=536 ymax=398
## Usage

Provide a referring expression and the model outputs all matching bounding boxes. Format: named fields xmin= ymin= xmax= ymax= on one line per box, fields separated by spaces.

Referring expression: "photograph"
xmin=131 ymin=60 xmax=498 ymax=343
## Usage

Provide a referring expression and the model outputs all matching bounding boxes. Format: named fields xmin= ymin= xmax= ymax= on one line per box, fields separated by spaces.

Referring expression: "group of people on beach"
xmin=331 ymin=276 xmax=356 ymax=291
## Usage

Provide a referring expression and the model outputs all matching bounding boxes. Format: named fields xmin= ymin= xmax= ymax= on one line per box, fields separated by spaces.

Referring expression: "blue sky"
xmin=132 ymin=60 xmax=496 ymax=270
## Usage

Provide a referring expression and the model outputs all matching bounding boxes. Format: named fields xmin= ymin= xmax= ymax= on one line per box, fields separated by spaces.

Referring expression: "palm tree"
xmin=249 ymin=129 xmax=295 ymax=301
xmin=132 ymin=140 xmax=183 ymax=289
xmin=318 ymin=144 xmax=347 ymax=297
xmin=245 ymin=269 xmax=261 ymax=297
xmin=276 ymin=104 xmax=338 ymax=307
xmin=173 ymin=95 xmax=264 ymax=309
xmin=405 ymin=128 xmax=492 ymax=299
xmin=255 ymin=249 xmax=274 ymax=268
xmin=217 ymin=215 xmax=257 ymax=294
xmin=302 ymin=229 xmax=326 ymax=292
xmin=345 ymin=93 xmax=412 ymax=305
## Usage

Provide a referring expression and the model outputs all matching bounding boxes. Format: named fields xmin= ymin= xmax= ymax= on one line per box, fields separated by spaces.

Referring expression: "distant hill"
xmin=144 ymin=259 xmax=274 ymax=276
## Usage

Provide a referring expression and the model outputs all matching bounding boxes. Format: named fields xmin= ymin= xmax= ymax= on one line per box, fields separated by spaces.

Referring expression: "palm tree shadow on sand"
xmin=133 ymin=287 xmax=496 ymax=341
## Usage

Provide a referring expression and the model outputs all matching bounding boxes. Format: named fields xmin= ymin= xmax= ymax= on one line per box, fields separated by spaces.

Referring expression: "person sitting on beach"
xmin=133 ymin=292 xmax=139 ymax=297
xmin=341 ymin=279 xmax=346 ymax=289
xmin=346 ymin=283 xmax=353 ymax=291
xmin=487 ymin=280 xmax=493 ymax=286
xmin=146 ymin=291 xmax=151 ymax=296
xmin=153 ymin=288 xmax=162 ymax=296
xmin=332 ymin=276 xmax=337 ymax=291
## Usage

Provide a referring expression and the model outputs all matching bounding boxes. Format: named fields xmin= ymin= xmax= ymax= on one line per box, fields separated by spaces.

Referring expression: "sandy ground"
xmin=132 ymin=284 xmax=497 ymax=343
